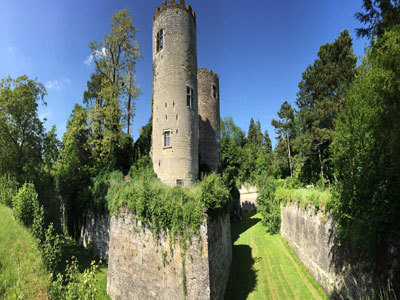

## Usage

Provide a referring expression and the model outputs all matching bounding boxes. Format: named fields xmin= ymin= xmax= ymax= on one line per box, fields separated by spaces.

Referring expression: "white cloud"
xmin=45 ymin=80 xmax=60 ymax=90
xmin=65 ymin=78 xmax=71 ymax=85
xmin=39 ymin=111 xmax=51 ymax=121
xmin=7 ymin=46 xmax=13 ymax=53
xmin=84 ymin=47 xmax=107 ymax=65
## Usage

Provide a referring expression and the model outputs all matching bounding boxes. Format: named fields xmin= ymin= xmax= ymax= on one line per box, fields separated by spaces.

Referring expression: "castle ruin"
xmin=152 ymin=0 xmax=221 ymax=186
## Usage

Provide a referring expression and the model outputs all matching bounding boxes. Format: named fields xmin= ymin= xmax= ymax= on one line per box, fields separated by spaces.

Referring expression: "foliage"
xmin=197 ymin=173 xmax=231 ymax=213
xmin=331 ymin=27 xmax=400 ymax=262
xmin=295 ymin=30 xmax=357 ymax=184
xmin=129 ymin=155 xmax=156 ymax=180
xmin=0 ymin=174 xmax=18 ymax=207
xmin=133 ymin=116 xmax=152 ymax=161
xmin=42 ymin=223 xmax=62 ymax=273
xmin=256 ymin=177 xmax=280 ymax=234
xmin=55 ymin=104 xmax=92 ymax=238
xmin=0 ymin=204 xmax=50 ymax=299
xmin=49 ymin=257 xmax=99 ymax=300
xmin=0 ymin=75 xmax=46 ymax=185
xmin=12 ymin=183 xmax=40 ymax=228
xmin=43 ymin=125 xmax=61 ymax=172
xmin=355 ymin=0 xmax=400 ymax=39
xmin=272 ymin=101 xmax=296 ymax=177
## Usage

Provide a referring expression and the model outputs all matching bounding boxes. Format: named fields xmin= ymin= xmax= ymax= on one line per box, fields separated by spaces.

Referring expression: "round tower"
xmin=198 ymin=68 xmax=221 ymax=173
xmin=152 ymin=0 xmax=198 ymax=187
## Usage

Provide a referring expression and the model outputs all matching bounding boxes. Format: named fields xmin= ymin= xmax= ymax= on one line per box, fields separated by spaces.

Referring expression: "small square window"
xmin=163 ymin=130 xmax=171 ymax=147
xmin=186 ymin=86 xmax=194 ymax=109
xmin=176 ymin=179 xmax=184 ymax=186
xmin=156 ymin=30 xmax=164 ymax=52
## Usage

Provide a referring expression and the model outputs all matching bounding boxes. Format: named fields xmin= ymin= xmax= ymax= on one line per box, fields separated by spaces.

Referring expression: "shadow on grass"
xmin=56 ymin=237 xmax=107 ymax=274
xmin=231 ymin=211 xmax=261 ymax=243
xmin=225 ymin=212 xmax=260 ymax=300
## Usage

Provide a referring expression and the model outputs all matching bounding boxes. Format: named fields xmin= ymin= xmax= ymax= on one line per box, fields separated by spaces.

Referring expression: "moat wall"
xmin=80 ymin=211 xmax=109 ymax=259
xmin=107 ymin=210 xmax=232 ymax=300
xmin=81 ymin=209 xmax=232 ymax=300
xmin=281 ymin=203 xmax=399 ymax=299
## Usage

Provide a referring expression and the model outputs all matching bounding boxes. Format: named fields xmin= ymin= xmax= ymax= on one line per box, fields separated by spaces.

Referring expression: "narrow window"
xmin=156 ymin=29 xmax=164 ymax=52
xmin=212 ymin=84 xmax=217 ymax=98
xmin=176 ymin=179 xmax=183 ymax=186
xmin=186 ymin=86 xmax=194 ymax=109
xmin=163 ymin=131 xmax=171 ymax=147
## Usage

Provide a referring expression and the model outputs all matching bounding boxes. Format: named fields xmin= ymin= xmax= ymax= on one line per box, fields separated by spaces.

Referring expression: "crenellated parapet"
xmin=198 ymin=68 xmax=219 ymax=79
xmin=154 ymin=0 xmax=196 ymax=24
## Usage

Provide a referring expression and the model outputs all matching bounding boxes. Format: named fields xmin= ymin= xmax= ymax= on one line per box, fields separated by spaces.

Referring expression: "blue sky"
xmin=0 ymin=0 xmax=368 ymax=145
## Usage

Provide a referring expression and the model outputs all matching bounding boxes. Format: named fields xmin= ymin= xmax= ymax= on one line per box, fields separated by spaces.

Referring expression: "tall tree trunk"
xmin=286 ymin=130 xmax=293 ymax=177
xmin=317 ymin=144 xmax=325 ymax=182
xmin=127 ymin=75 xmax=133 ymax=136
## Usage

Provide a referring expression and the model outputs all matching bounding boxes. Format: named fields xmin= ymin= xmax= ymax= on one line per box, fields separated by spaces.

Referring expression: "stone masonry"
xmin=107 ymin=211 xmax=232 ymax=300
xmin=152 ymin=0 xmax=221 ymax=187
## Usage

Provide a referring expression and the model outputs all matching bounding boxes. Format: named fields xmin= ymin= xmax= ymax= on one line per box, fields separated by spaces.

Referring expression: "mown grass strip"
xmin=226 ymin=212 xmax=327 ymax=300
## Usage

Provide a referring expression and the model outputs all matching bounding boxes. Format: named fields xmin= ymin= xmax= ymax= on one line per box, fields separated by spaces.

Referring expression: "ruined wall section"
xmin=152 ymin=1 xmax=198 ymax=187
xmin=80 ymin=211 xmax=110 ymax=260
xmin=198 ymin=68 xmax=220 ymax=173
xmin=281 ymin=203 xmax=380 ymax=299
xmin=107 ymin=211 xmax=231 ymax=300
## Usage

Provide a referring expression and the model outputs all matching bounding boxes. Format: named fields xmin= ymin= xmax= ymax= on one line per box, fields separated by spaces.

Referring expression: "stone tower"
xmin=152 ymin=0 xmax=199 ymax=187
xmin=198 ymin=68 xmax=221 ymax=173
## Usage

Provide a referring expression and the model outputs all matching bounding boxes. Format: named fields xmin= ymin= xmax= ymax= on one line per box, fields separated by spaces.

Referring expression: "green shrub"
xmin=256 ymin=176 xmax=281 ymax=234
xmin=0 ymin=174 xmax=18 ymax=207
xmin=12 ymin=183 xmax=40 ymax=227
xmin=49 ymin=257 xmax=98 ymax=299
xmin=42 ymin=223 xmax=61 ymax=273
xmin=129 ymin=155 xmax=156 ymax=180
xmin=198 ymin=173 xmax=231 ymax=213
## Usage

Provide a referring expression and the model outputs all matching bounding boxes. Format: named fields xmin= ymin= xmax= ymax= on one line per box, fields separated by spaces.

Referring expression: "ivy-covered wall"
xmin=106 ymin=210 xmax=231 ymax=300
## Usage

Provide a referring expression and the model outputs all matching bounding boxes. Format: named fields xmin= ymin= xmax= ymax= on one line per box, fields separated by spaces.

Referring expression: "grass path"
xmin=225 ymin=212 xmax=327 ymax=300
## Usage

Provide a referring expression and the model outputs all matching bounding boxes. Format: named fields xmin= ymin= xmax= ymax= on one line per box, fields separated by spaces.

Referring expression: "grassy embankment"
xmin=226 ymin=212 xmax=328 ymax=300
xmin=0 ymin=204 xmax=50 ymax=299
xmin=0 ymin=203 xmax=109 ymax=299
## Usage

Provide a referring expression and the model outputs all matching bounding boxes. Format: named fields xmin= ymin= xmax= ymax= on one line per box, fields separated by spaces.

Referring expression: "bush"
xmin=12 ymin=183 xmax=40 ymax=227
xmin=42 ymin=223 xmax=61 ymax=273
xmin=198 ymin=173 xmax=231 ymax=213
xmin=49 ymin=257 xmax=98 ymax=299
xmin=0 ymin=174 xmax=18 ymax=207
xmin=129 ymin=155 xmax=156 ymax=180
xmin=256 ymin=176 xmax=281 ymax=234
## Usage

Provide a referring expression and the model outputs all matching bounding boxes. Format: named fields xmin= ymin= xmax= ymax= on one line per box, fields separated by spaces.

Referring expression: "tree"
xmin=87 ymin=9 xmax=142 ymax=171
xmin=332 ymin=27 xmax=400 ymax=262
xmin=55 ymin=104 xmax=92 ymax=237
xmin=355 ymin=0 xmax=400 ymax=39
xmin=89 ymin=8 xmax=142 ymax=134
xmin=263 ymin=130 xmax=272 ymax=153
xmin=295 ymin=30 xmax=357 ymax=183
xmin=0 ymin=75 xmax=46 ymax=184
xmin=247 ymin=118 xmax=256 ymax=145
xmin=43 ymin=125 xmax=61 ymax=171
xmin=272 ymin=101 xmax=295 ymax=177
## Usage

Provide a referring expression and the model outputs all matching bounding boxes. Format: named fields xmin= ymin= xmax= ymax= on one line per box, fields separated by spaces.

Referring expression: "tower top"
xmin=153 ymin=0 xmax=196 ymax=24
xmin=198 ymin=68 xmax=219 ymax=79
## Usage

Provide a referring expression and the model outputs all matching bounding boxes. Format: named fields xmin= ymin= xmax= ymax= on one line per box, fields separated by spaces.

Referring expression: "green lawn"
xmin=225 ymin=212 xmax=327 ymax=300
xmin=0 ymin=204 xmax=50 ymax=299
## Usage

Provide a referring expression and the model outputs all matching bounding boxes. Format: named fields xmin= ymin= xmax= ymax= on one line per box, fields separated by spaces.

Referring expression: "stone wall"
xmin=107 ymin=211 xmax=232 ymax=300
xmin=239 ymin=185 xmax=258 ymax=211
xmin=80 ymin=211 xmax=110 ymax=259
xmin=281 ymin=203 xmax=378 ymax=299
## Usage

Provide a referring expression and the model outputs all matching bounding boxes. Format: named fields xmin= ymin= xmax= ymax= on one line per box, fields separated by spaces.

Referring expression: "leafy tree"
xmin=133 ymin=116 xmax=152 ymax=161
xmin=43 ymin=125 xmax=61 ymax=171
xmin=0 ymin=75 xmax=46 ymax=184
xmin=55 ymin=104 xmax=92 ymax=238
xmin=332 ymin=27 xmax=400 ymax=262
xmin=87 ymin=9 xmax=142 ymax=171
xmin=272 ymin=101 xmax=295 ymax=177
xmin=0 ymin=174 xmax=18 ymax=207
xmin=355 ymin=0 xmax=400 ymax=39
xmin=83 ymin=72 xmax=104 ymax=108
xmin=296 ymin=30 xmax=357 ymax=183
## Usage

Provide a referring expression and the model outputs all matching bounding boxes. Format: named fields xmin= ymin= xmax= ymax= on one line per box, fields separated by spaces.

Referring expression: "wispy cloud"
xmin=84 ymin=47 xmax=107 ymax=65
xmin=65 ymin=78 xmax=71 ymax=85
xmin=7 ymin=46 xmax=13 ymax=53
xmin=45 ymin=80 xmax=60 ymax=90
xmin=39 ymin=110 xmax=52 ymax=121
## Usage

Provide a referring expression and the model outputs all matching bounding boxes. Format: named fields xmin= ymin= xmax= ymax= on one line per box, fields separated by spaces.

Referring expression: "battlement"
xmin=153 ymin=0 xmax=196 ymax=24
xmin=198 ymin=68 xmax=219 ymax=79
